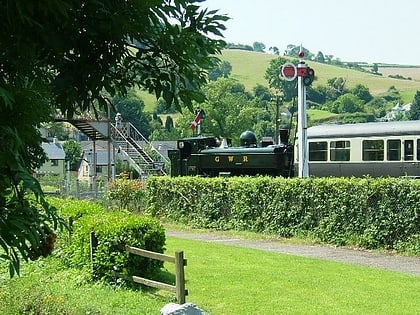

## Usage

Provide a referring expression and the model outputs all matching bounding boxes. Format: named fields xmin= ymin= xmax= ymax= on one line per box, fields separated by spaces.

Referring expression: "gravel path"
xmin=165 ymin=230 xmax=420 ymax=276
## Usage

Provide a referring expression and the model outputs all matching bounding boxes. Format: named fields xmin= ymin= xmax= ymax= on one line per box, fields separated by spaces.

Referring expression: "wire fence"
xmin=37 ymin=173 xmax=108 ymax=200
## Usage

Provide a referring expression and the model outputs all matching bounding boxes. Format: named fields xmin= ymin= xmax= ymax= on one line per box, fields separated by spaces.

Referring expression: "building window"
xmin=387 ymin=140 xmax=401 ymax=161
xmin=50 ymin=160 xmax=59 ymax=166
xmin=362 ymin=140 xmax=384 ymax=161
xmin=330 ymin=140 xmax=350 ymax=161
xmin=309 ymin=141 xmax=327 ymax=161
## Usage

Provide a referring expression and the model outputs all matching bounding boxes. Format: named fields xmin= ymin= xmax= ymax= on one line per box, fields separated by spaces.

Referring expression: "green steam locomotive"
xmin=168 ymin=130 xmax=294 ymax=177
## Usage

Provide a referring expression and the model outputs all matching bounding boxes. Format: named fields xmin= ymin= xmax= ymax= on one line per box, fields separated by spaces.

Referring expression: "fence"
xmin=89 ymin=232 xmax=188 ymax=304
xmin=125 ymin=245 xmax=188 ymax=304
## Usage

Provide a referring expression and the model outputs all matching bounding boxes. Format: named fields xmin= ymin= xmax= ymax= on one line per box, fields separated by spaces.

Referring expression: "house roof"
xmin=82 ymin=150 xmax=113 ymax=165
xmin=42 ymin=141 xmax=65 ymax=160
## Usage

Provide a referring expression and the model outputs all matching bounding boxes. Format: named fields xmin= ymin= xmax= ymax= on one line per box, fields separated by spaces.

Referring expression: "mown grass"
xmin=164 ymin=237 xmax=420 ymax=315
xmin=1 ymin=234 xmax=418 ymax=314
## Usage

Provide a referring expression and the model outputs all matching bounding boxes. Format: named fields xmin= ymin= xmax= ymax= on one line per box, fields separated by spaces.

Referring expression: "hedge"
xmin=48 ymin=197 xmax=166 ymax=283
xmin=146 ymin=176 xmax=420 ymax=254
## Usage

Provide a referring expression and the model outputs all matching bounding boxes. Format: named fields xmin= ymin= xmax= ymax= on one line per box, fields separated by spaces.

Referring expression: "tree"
xmin=112 ymin=94 xmax=152 ymax=139
xmin=63 ymin=140 xmax=82 ymax=171
xmin=253 ymin=42 xmax=266 ymax=52
xmin=208 ymin=60 xmax=232 ymax=81
xmin=330 ymin=93 xmax=365 ymax=114
xmin=1 ymin=0 xmax=228 ymax=276
xmin=314 ymin=51 xmax=325 ymax=63
xmin=351 ymin=84 xmax=373 ymax=103
xmin=269 ymin=46 xmax=280 ymax=55
xmin=408 ymin=90 xmax=420 ymax=120
xmin=326 ymin=77 xmax=348 ymax=101
xmin=264 ymin=57 xmax=298 ymax=103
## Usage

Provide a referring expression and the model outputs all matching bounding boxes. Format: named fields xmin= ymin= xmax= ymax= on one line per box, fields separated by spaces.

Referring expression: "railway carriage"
xmin=302 ymin=121 xmax=420 ymax=177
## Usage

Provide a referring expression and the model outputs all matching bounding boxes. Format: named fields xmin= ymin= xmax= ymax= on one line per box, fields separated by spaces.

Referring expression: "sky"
xmin=202 ymin=0 xmax=420 ymax=66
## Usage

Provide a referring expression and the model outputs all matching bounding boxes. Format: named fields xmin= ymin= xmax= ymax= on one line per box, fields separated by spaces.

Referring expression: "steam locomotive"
xmin=168 ymin=130 xmax=294 ymax=177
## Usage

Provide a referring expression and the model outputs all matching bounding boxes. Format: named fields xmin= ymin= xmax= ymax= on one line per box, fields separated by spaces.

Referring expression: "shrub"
xmin=146 ymin=176 xmax=420 ymax=254
xmin=108 ymin=175 xmax=147 ymax=212
xmin=49 ymin=197 xmax=165 ymax=285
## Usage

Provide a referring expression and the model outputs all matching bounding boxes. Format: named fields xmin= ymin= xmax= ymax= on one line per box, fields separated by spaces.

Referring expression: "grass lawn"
xmin=1 ymin=236 xmax=418 ymax=314
xmin=164 ymin=237 xmax=420 ymax=315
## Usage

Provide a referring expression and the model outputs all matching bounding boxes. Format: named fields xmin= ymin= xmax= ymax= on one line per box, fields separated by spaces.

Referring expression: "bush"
xmin=146 ymin=176 xmax=420 ymax=254
xmin=108 ymin=175 xmax=147 ymax=212
xmin=49 ymin=197 xmax=165 ymax=285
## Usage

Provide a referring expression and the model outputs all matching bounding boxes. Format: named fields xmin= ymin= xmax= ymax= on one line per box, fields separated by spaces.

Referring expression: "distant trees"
xmin=408 ymin=90 xmax=420 ymax=120
xmin=314 ymin=51 xmax=326 ymax=63
xmin=253 ymin=42 xmax=266 ymax=52
xmin=269 ymin=46 xmax=280 ymax=55
xmin=208 ymin=60 xmax=232 ymax=81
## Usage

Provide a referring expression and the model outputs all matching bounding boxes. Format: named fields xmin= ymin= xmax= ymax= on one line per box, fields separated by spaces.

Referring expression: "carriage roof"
xmin=307 ymin=121 xmax=420 ymax=139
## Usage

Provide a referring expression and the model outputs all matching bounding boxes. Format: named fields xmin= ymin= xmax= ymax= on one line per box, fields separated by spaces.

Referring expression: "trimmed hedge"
xmin=146 ymin=176 xmax=420 ymax=254
xmin=48 ymin=197 xmax=165 ymax=283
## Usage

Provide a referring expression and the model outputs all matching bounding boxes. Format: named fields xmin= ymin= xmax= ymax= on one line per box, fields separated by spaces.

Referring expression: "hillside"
xmin=220 ymin=49 xmax=420 ymax=103
xmin=140 ymin=49 xmax=420 ymax=110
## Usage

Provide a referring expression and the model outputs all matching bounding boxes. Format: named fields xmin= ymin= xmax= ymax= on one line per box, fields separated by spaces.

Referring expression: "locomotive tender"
xmin=168 ymin=130 xmax=294 ymax=177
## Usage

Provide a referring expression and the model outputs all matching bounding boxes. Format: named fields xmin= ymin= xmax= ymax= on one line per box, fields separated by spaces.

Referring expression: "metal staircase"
xmin=110 ymin=122 xmax=168 ymax=176
xmin=56 ymin=117 xmax=168 ymax=176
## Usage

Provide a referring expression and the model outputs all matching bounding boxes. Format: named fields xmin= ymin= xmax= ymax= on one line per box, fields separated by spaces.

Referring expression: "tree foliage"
xmin=408 ymin=90 xmax=420 ymax=120
xmin=63 ymin=139 xmax=82 ymax=171
xmin=208 ymin=60 xmax=232 ymax=81
xmin=0 ymin=0 xmax=228 ymax=276
xmin=112 ymin=94 xmax=152 ymax=138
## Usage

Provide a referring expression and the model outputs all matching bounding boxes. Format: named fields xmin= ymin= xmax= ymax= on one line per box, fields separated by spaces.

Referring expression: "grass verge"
xmin=1 ymin=234 xmax=418 ymax=314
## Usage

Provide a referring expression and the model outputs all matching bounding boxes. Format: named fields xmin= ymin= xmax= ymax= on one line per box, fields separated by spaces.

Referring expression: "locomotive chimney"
xmin=279 ymin=129 xmax=289 ymax=144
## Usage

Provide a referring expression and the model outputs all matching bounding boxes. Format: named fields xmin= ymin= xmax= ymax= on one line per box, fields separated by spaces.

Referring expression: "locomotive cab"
xmin=169 ymin=136 xmax=219 ymax=176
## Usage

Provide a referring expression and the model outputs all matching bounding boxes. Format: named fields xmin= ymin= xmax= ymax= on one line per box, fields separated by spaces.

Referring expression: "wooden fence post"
xmin=90 ymin=231 xmax=98 ymax=275
xmin=175 ymin=251 xmax=186 ymax=304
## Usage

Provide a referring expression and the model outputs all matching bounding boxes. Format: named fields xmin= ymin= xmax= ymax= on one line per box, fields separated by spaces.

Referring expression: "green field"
xmin=140 ymin=49 xmax=420 ymax=111
xmin=220 ymin=49 xmax=420 ymax=102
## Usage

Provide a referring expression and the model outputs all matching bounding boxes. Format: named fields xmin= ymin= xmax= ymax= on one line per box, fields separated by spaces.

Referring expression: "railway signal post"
xmin=281 ymin=47 xmax=314 ymax=178
xmin=297 ymin=48 xmax=309 ymax=178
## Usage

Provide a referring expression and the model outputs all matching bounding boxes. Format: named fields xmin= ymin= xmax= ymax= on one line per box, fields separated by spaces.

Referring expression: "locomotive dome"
xmin=240 ymin=130 xmax=257 ymax=147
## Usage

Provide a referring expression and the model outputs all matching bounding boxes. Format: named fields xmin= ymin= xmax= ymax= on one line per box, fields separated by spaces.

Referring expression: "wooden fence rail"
xmin=125 ymin=246 xmax=188 ymax=304
xmin=89 ymin=232 xmax=188 ymax=303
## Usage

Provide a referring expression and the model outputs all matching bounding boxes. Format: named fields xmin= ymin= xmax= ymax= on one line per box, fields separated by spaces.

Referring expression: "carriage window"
xmin=309 ymin=141 xmax=327 ymax=161
xmin=387 ymin=140 xmax=401 ymax=161
xmin=330 ymin=140 xmax=350 ymax=161
xmin=417 ymin=139 xmax=420 ymax=160
xmin=404 ymin=140 xmax=414 ymax=161
xmin=362 ymin=140 xmax=384 ymax=161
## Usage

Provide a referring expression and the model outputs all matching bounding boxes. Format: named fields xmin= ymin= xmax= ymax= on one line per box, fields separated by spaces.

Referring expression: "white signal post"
xmin=297 ymin=48 xmax=309 ymax=178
